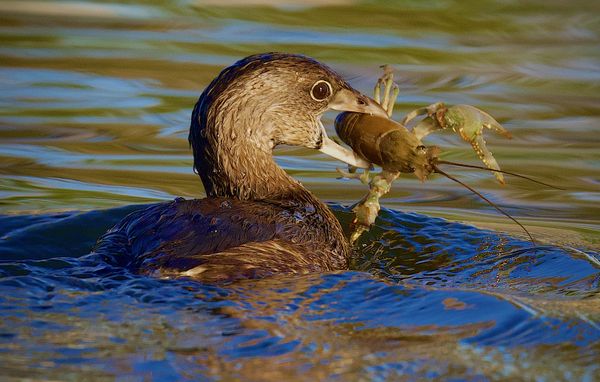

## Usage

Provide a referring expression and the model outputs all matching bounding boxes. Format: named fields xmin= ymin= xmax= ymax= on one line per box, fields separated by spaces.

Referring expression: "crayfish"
xmin=336 ymin=66 xmax=557 ymax=244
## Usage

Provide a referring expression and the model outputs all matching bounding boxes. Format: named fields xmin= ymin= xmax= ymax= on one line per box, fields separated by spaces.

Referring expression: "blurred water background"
xmin=0 ymin=0 xmax=598 ymax=380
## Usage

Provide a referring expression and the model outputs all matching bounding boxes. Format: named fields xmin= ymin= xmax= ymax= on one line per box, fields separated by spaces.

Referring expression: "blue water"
xmin=1 ymin=205 xmax=598 ymax=380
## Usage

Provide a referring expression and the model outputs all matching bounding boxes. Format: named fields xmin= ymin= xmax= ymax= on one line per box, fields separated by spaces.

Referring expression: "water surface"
xmin=0 ymin=0 xmax=599 ymax=380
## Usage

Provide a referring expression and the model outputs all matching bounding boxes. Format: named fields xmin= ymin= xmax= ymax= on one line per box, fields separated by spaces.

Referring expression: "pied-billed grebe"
xmin=94 ymin=53 xmax=387 ymax=283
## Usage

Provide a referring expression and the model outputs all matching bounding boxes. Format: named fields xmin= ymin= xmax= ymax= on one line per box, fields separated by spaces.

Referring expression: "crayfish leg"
xmin=373 ymin=65 xmax=398 ymax=116
xmin=336 ymin=166 xmax=371 ymax=184
xmin=412 ymin=116 xmax=442 ymax=140
xmin=401 ymin=102 xmax=446 ymax=127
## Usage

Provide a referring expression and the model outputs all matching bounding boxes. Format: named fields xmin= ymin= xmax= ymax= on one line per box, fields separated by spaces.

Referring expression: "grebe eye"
xmin=310 ymin=80 xmax=332 ymax=101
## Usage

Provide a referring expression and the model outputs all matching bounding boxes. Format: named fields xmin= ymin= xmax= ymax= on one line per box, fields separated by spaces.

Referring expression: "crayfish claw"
xmin=425 ymin=104 xmax=510 ymax=184
xmin=482 ymin=118 xmax=513 ymax=139
xmin=449 ymin=105 xmax=512 ymax=139
xmin=470 ymin=135 xmax=505 ymax=184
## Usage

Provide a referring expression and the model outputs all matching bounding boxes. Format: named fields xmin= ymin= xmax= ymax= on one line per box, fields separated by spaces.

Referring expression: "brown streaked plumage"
xmin=94 ymin=53 xmax=387 ymax=283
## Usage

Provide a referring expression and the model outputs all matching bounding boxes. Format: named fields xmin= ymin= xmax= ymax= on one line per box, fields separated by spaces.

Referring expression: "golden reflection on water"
xmin=170 ymin=275 xmax=599 ymax=380
xmin=9 ymin=270 xmax=594 ymax=381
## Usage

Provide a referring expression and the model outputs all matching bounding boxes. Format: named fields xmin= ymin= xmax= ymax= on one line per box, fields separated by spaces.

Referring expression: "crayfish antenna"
xmin=436 ymin=160 xmax=563 ymax=190
xmin=433 ymin=165 xmax=536 ymax=246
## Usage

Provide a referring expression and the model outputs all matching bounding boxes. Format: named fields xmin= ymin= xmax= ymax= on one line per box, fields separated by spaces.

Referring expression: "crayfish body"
xmin=335 ymin=112 xmax=439 ymax=182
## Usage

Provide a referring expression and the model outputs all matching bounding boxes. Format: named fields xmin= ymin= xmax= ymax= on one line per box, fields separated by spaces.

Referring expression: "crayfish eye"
xmin=310 ymin=80 xmax=332 ymax=101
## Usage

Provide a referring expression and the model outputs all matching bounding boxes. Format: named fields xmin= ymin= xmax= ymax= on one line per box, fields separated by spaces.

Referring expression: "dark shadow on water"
xmin=0 ymin=204 xmax=143 ymax=261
